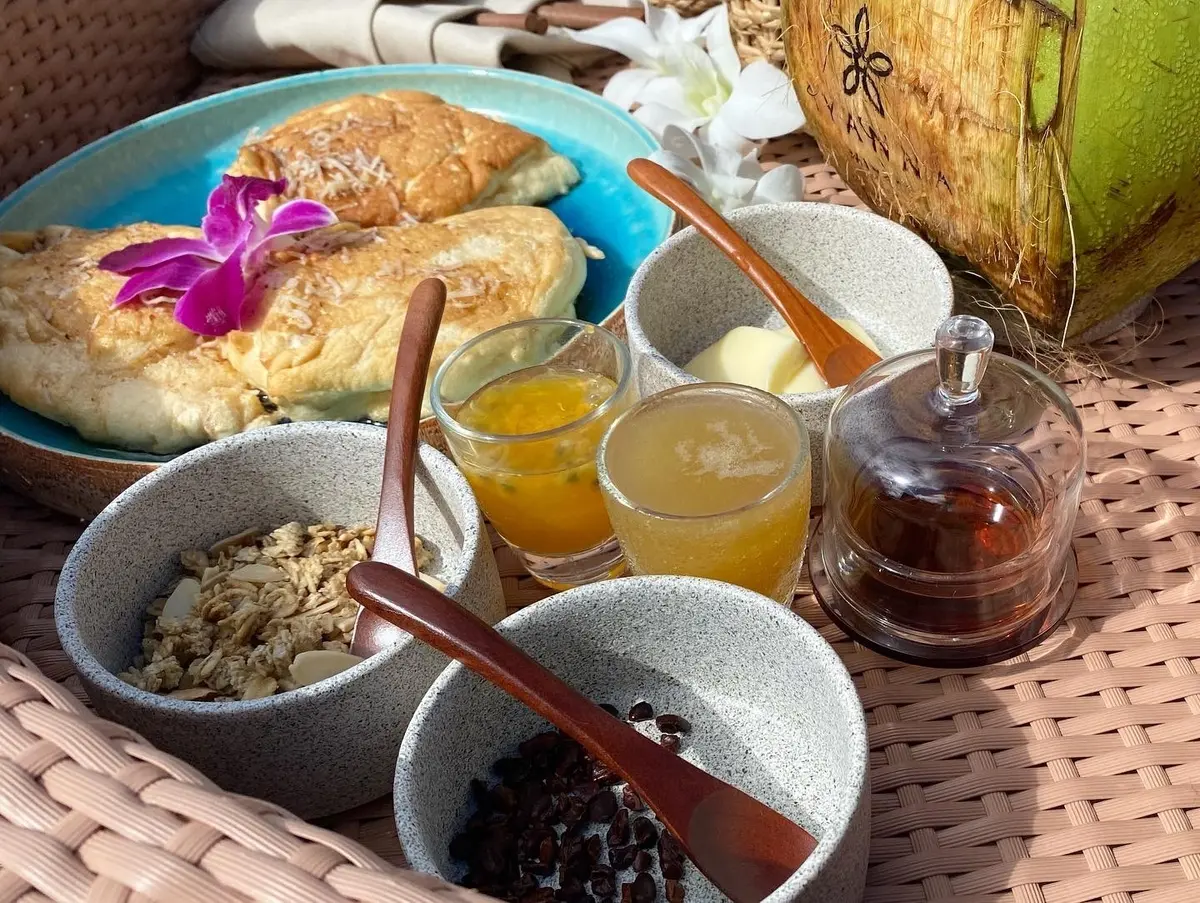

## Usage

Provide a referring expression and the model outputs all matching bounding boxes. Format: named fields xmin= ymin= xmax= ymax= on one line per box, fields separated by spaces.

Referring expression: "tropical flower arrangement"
xmin=99 ymin=176 xmax=336 ymax=336
xmin=571 ymin=1 xmax=807 ymax=212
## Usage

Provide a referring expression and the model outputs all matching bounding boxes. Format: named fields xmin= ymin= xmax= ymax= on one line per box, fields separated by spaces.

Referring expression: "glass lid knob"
xmin=935 ymin=315 xmax=993 ymax=405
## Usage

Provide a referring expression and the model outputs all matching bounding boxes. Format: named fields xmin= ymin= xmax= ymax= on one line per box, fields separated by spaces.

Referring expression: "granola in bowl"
xmin=120 ymin=521 xmax=437 ymax=701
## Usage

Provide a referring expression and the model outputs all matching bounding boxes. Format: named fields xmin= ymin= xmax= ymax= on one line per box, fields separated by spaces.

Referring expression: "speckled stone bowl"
xmin=624 ymin=202 xmax=954 ymax=499
xmin=55 ymin=421 xmax=504 ymax=819
xmin=395 ymin=576 xmax=870 ymax=903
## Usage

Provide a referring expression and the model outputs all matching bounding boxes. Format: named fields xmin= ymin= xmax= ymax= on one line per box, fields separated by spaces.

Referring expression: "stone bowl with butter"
xmin=623 ymin=202 xmax=954 ymax=497
xmin=55 ymin=421 xmax=505 ymax=819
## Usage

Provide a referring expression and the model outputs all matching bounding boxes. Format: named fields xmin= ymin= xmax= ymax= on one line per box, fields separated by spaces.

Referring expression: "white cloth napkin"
xmin=191 ymin=0 xmax=623 ymax=80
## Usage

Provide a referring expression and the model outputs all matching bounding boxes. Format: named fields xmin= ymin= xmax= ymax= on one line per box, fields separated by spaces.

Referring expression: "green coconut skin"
xmin=1067 ymin=0 xmax=1200 ymax=326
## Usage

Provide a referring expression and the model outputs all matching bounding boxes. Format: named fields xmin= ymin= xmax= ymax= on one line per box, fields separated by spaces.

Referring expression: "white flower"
xmin=572 ymin=3 xmax=805 ymax=152
xmin=649 ymin=125 xmax=806 ymax=214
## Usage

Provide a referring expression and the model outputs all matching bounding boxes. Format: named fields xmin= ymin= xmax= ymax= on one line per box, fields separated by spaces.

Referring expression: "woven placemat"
xmin=4 ymin=56 xmax=1200 ymax=903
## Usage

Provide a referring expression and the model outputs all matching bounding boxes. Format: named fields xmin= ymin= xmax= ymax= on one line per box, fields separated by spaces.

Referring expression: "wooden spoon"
xmin=627 ymin=158 xmax=881 ymax=388
xmin=346 ymin=561 xmax=819 ymax=903
xmin=349 ymin=278 xmax=446 ymax=658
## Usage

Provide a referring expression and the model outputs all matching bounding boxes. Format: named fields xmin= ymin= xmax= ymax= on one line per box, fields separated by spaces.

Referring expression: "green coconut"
xmin=783 ymin=0 xmax=1200 ymax=339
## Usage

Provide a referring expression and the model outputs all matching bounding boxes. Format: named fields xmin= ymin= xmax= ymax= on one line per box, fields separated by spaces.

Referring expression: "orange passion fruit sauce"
xmin=454 ymin=366 xmax=622 ymax=556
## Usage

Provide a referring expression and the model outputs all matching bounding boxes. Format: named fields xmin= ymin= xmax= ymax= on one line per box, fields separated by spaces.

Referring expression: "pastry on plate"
xmin=0 ymin=225 xmax=278 ymax=454
xmin=0 ymin=206 xmax=586 ymax=452
xmin=228 ymin=91 xmax=581 ymax=226
xmin=225 ymin=205 xmax=587 ymax=422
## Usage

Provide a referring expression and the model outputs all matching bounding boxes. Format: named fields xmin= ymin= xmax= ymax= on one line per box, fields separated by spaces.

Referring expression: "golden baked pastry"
xmin=224 ymin=206 xmax=587 ymax=422
xmin=228 ymin=91 xmax=580 ymax=226
xmin=0 ymin=207 xmax=586 ymax=452
xmin=0 ymin=225 xmax=277 ymax=454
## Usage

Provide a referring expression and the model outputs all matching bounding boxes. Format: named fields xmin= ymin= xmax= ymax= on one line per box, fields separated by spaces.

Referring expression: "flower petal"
xmin=843 ymin=63 xmax=861 ymax=96
xmin=702 ymin=7 xmax=742 ymax=87
xmin=99 ymin=237 xmax=222 ymax=274
xmin=633 ymin=102 xmax=707 ymax=139
xmin=111 ymin=256 xmax=215 ymax=307
xmin=571 ymin=18 xmax=661 ymax=68
xmin=855 ymin=5 xmax=871 ymax=45
xmin=602 ymin=67 xmax=658 ymax=111
xmin=203 ymin=175 xmax=286 ymax=254
xmin=661 ymin=3 xmax=719 ymax=43
xmin=712 ymin=60 xmax=806 ymax=141
xmin=172 ymin=242 xmax=248 ymax=336
xmin=647 ymin=149 xmax=712 ymax=197
xmin=261 ymin=199 xmax=339 ymax=241
xmin=867 ymin=51 xmax=893 ymax=77
xmin=751 ymin=164 xmax=806 ymax=205
xmin=658 ymin=123 xmax=704 ymax=161
xmin=700 ymin=116 xmax=756 ymax=156
xmin=831 ymin=24 xmax=856 ymax=59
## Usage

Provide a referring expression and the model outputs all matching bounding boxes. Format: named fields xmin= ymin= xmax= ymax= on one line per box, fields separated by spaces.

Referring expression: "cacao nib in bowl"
xmin=394 ymin=576 xmax=870 ymax=903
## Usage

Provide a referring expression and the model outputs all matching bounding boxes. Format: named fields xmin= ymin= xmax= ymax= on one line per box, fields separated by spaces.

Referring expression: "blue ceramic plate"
xmin=0 ymin=66 xmax=670 ymax=466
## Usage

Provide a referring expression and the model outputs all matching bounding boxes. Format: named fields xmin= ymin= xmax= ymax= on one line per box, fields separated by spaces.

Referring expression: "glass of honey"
xmin=809 ymin=315 xmax=1086 ymax=666
xmin=431 ymin=319 xmax=633 ymax=589
xmin=596 ymin=383 xmax=811 ymax=603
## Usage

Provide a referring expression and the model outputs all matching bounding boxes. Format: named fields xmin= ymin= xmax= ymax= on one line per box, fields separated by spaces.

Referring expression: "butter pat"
xmin=685 ymin=319 xmax=880 ymax=395
xmin=778 ymin=320 xmax=881 ymax=394
xmin=684 ymin=326 xmax=810 ymax=393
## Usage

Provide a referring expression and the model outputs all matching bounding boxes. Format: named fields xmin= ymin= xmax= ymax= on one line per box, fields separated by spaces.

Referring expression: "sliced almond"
xmin=200 ymin=565 xmax=223 ymax=592
xmin=289 ymin=650 xmax=364 ymax=687
xmin=160 ymin=578 xmax=201 ymax=620
xmin=420 ymin=573 xmax=447 ymax=594
xmin=228 ymin=564 xmax=289 ymax=584
xmin=208 ymin=528 xmax=261 ymax=555
xmin=169 ymin=687 xmax=217 ymax=701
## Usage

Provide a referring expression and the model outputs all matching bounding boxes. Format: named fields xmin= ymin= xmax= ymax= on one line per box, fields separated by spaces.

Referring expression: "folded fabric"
xmin=191 ymin=0 xmax=622 ymax=78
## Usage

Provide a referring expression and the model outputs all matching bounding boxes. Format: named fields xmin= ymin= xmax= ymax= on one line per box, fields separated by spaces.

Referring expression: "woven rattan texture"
xmin=0 ymin=0 xmax=224 ymax=197
xmin=728 ymin=0 xmax=786 ymax=67
xmin=2 ymin=45 xmax=1199 ymax=903
xmin=0 ymin=642 xmax=505 ymax=903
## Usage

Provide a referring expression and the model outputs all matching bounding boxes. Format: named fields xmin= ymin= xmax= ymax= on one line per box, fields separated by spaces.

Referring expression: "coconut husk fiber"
xmin=782 ymin=0 xmax=1200 ymax=341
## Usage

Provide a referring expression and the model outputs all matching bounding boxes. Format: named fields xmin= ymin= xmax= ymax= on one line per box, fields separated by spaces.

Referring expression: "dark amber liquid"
xmin=840 ymin=457 xmax=1046 ymax=636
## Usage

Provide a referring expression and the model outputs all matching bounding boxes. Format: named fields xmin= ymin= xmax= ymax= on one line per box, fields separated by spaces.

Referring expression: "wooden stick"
xmin=536 ymin=2 xmax=644 ymax=28
xmin=467 ymin=11 xmax=550 ymax=34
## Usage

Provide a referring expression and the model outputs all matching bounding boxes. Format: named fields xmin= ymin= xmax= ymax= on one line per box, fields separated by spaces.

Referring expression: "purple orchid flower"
xmin=99 ymin=175 xmax=337 ymax=336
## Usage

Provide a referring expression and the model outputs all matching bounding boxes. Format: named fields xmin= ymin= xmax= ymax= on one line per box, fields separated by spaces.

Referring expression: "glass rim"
xmin=429 ymin=318 xmax=632 ymax=445
xmin=597 ymin=382 xmax=811 ymax=523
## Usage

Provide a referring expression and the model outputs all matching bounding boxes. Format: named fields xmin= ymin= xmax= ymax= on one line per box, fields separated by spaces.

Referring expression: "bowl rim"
xmin=622 ymin=201 xmax=955 ymax=404
xmin=54 ymin=420 xmax=485 ymax=714
xmin=393 ymin=573 xmax=869 ymax=901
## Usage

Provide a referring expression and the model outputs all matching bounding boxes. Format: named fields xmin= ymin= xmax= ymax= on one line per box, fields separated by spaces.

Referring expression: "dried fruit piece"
xmin=607 ymin=808 xmax=630 ymax=846
xmin=621 ymin=786 xmax=644 ymax=811
xmin=627 ymin=701 xmax=654 ymax=722
xmin=632 ymin=851 xmax=653 ymax=873
xmin=588 ymin=790 xmax=618 ymax=822
xmin=630 ymin=874 xmax=655 ymax=903
xmin=659 ymin=734 xmax=681 ymax=753
xmin=665 ymin=879 xmax=685 ymax=903
xmin=632 ymin=817 xmax=658 ymax=849
xmin=654 ymin=714 xmax=691 ymax=734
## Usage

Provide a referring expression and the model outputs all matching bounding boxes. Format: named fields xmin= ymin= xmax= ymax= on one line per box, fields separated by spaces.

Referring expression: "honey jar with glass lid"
xmin=809 ymin=315 xmax=1085 ymax=666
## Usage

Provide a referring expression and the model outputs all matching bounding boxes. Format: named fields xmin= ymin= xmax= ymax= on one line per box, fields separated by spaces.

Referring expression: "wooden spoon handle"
xmin=347 ymin=561 xmax=711 ymax=808
xmin=626 ymin=158 xmax=881 ymax=387
xmin=372 ymin=278 xmax=446 ymax=571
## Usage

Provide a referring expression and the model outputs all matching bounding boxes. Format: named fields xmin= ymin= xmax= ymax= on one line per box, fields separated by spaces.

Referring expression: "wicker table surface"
xmin=4 ymin=62 xmax=1200 ymax=903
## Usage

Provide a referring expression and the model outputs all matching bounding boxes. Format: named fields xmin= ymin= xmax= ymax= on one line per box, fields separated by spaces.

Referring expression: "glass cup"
xmin=597 ymin=383 xmax=811 ymax=603
xmin=431 ymin=319 xmax=634 ymax=589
